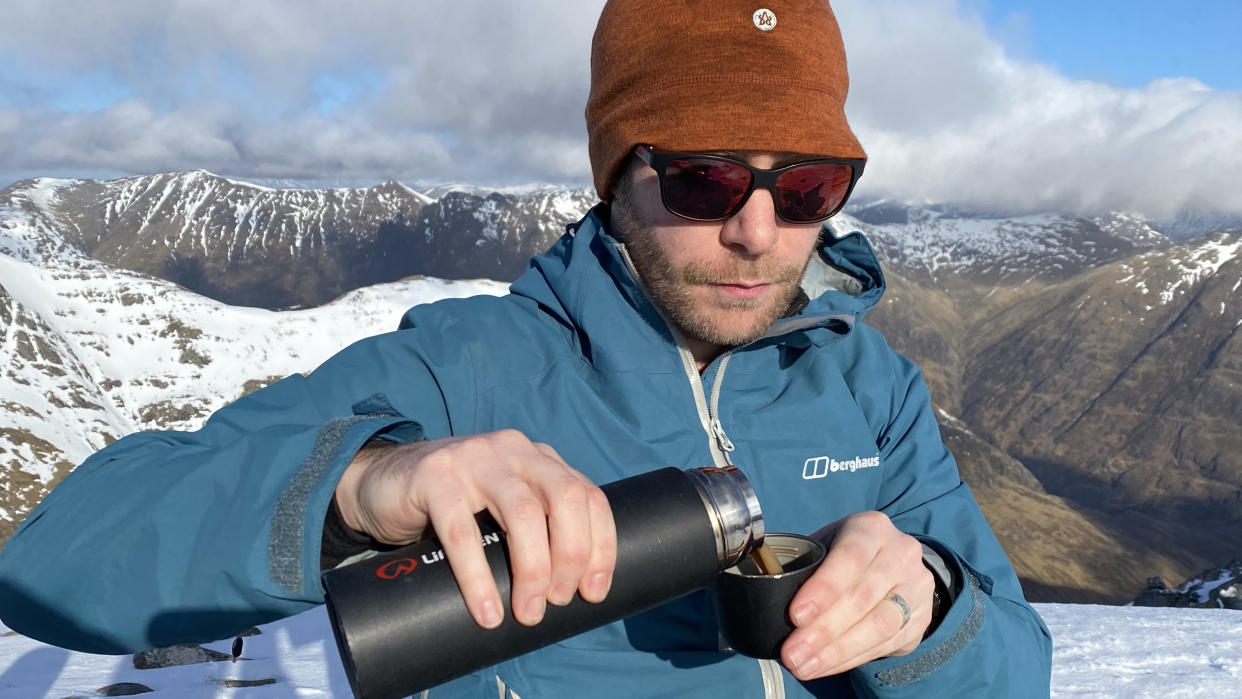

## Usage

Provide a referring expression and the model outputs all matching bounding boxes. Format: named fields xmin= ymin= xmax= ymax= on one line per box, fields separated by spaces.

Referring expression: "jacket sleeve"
xmin=0 ymin=330 xmax=462 ymax=654
xmin=842 ymin=349 xmax=1053 ymax=698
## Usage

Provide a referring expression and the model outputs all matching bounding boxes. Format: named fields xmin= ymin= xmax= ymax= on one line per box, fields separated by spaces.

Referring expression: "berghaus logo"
xmin=802 ymin=454 xmax=881 ymax=479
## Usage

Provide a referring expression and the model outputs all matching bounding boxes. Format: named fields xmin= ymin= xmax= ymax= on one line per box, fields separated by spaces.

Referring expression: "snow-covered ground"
xmin=1040 ymin=604 xmax=1242 ymax=697
xmin=0 ymin=603 xmax=1238 ymax=697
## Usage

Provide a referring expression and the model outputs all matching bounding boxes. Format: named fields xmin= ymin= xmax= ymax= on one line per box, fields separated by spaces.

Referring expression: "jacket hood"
xmin=509 ymin=204 xmax=887 ymax=370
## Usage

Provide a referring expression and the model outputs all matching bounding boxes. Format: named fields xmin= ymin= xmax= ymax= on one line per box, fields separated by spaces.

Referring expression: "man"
xmin=0 ymin=1 xmax=1052 ymax=696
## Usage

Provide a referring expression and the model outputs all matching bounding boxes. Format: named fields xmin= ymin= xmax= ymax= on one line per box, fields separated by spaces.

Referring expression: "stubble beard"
xmin=612 ymin=193 xmax=813 ymax=349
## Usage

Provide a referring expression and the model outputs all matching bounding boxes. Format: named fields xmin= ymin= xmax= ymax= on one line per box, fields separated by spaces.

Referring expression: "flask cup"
xmin=322 ymin=465 xmax=763 ymax=699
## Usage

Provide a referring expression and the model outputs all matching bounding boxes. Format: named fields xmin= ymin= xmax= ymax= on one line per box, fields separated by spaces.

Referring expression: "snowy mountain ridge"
xmin=7 ymin=173 xmax=1226 ymax=302
xmin=830 ymin=208 xmax=1176 ymax=285
xmin=0 ymin=173 xmax=595 ymax=309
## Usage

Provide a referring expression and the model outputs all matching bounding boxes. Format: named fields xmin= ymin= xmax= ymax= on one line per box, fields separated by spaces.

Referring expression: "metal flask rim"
xmin=684 ymin=465 xmax=764 ymax=568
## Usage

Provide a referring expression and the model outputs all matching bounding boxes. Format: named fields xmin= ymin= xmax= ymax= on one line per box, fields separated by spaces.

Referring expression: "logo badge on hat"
xmin=753 ymin=8 xmax=776 ymax=30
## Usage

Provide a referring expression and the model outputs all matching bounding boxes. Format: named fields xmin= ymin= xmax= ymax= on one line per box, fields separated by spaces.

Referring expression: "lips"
xmin=714 ymin=282 xmax=771 ymax=299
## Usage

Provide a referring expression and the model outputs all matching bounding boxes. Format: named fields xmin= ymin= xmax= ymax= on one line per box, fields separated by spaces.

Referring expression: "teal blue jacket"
xmin=0 ymin=207 xmax=1052 ymax=697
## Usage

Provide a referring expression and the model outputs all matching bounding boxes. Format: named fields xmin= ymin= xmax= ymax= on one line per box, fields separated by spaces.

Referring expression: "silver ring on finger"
xmin=887 ymin=592 xmax=911 ymax=629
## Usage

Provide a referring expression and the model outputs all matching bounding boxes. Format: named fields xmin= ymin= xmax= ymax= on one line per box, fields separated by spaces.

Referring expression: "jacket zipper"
xmin=707 ymin=353 xmax=736 ymax=466
xmin=617 ymin=244 xmax=783 ymax=699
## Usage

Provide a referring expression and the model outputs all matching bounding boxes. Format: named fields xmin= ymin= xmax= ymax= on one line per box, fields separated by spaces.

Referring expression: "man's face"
xmin=611 ymin=152 xmax=823 ymax=354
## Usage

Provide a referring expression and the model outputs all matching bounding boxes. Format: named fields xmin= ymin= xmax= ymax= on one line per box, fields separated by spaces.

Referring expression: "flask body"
xmin=323 ymin=466 xmax=761 ymax=699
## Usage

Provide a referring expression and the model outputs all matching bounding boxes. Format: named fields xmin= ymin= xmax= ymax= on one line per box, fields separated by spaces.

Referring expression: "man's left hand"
xmin=780 ymin=511 xmax=936 ymax=680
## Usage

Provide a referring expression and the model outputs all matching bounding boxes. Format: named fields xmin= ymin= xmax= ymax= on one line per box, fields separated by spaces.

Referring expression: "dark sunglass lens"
xmin=774 ymin=163 xmax=854 ymax=222
xmin=663 ymin=157 xmax=751 ymax=220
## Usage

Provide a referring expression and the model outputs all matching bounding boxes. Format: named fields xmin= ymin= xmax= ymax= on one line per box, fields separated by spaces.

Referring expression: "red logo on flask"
xmin=376 ymin=557 xmax=418 ymax=580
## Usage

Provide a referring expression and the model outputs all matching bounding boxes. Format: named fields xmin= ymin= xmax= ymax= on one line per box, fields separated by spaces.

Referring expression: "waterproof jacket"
xmin=0 ymin=206 xmax=1052 ymax=697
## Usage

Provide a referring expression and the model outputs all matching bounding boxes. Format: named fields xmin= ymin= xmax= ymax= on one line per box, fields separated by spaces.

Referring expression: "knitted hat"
xmin=586 ymin=1 xmax=866 ymax=201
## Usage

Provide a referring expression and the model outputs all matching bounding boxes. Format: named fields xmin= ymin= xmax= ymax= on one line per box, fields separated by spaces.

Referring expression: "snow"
xmin=0 ymin=604 xmax=1238 ymax=697
xmin=20 ymin=179 xmax=71 ymax=211
xmin=0 ymin=607 xmax=352 ymax=698
xmin=829 ymin=208 xmax=1175 ymax=282
xmin=1041 ymin=604 xmax=1242 ymax=697
xmin=1160 ymin=236 xmax=1242 ymax=304
xmin=393 ymin=182 xmax=435 ymax=206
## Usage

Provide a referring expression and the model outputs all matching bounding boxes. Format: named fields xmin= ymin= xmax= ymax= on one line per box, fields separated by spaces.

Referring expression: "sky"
xmin=0 ymin=0 xmax=1240 ymax=221
xmin=976 ymin=0 xmax=1242 ymax=91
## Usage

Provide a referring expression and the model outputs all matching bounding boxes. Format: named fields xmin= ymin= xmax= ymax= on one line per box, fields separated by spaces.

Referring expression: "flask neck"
xmin=684 ymin=466 xmax=764 ymax=568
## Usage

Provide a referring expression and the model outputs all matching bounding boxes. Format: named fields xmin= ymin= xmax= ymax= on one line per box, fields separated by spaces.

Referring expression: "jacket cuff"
xmin=854 ymin=537 xmax=989 ymax=688
xmin=269 ymin=394 xmax=424 ymax=599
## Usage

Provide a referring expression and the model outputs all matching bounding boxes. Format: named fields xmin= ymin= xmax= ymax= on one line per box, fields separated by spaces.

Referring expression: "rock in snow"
xmin=1133 ymin=561 xmax=1242 ymax=610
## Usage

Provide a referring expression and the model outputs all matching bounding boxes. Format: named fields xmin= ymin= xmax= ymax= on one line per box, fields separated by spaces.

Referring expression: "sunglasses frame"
xmin=635 ymin=144 xmax=865 ymax=224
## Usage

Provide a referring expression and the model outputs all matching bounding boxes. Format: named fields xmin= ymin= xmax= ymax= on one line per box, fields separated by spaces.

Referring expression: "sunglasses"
xmin=635 ymin=145 xmax=864 ymax=224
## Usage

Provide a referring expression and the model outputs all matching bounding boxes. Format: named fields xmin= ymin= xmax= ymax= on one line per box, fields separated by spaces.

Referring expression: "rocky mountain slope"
xmin=0 ymin=173 xmax=591 ymax=309
xmin=838 ymin=205 xmax=1241 ymax=601
xmin=961 ymin=234 xmax=1242 ymax=524
xmin=2 ymin=174 xmax=1238 ymax=603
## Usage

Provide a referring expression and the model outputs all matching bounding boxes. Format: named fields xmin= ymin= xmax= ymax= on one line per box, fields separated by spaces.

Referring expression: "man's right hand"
xmin=332 ymin=430 xmax=617 ymax=630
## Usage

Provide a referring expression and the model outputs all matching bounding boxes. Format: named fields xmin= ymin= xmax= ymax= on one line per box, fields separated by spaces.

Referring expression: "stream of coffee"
xmin=748 ymin=542 xmax=784 ymax=575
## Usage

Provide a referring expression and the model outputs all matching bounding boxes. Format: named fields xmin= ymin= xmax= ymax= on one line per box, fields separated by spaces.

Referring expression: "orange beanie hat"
xmin=586 ymin=0 xmax=867 ymax=201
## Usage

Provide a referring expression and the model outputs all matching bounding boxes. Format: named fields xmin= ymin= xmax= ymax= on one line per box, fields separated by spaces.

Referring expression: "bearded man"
xmin=0 ymin=1 xmax=1052 ymax=696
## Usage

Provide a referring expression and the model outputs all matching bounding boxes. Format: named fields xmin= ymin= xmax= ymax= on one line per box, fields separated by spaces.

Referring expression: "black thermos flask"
xmin=322 ymin=465 xmax=764 ymax=699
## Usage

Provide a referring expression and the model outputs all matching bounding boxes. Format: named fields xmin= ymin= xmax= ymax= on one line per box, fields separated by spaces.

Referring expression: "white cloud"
xmin=834 ymin=0 xmax=1242 ymax=219
xmin=1 ymin=0 xmax=1239 ymax=220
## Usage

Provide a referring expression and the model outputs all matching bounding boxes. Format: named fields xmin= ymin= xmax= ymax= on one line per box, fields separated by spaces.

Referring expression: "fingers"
xmin=782 ymin=511 xmax=935 ymax=680
xmin=422 ymin=478 xmax=506 ymax=629
xmin=577 ymin=476 xmax=617 ymax=603
xmin=481 ymin=467 xmax=554 ymax=625
xmin=517 ymin=446 xmax=589 ymax=608
xmin=529 ymin=443 xmax=616 ymax=603
xmin=784 ymin=584 xmax=931 ymax=679
xmin=349 ymin=430 xmax=616 ymax=631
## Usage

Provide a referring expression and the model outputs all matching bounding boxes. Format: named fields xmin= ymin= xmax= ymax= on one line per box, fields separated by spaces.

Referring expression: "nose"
xmin=719 ymin=188 xmax=780 ymax=256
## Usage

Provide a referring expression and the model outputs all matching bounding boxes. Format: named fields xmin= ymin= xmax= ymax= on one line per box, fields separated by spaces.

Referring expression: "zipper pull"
xmin=710 ymin=417 xmax=736 ymax=460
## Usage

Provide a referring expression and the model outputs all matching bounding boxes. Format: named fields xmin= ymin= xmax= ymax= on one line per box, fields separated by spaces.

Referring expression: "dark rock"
xmin=1133 ymin=561 xmax=1242 ymax=609
xmin=95 ymin=683 xmax=154 ymax=696
xmin=212 ymin=678 xmax=277 ymax=688
xmin=133 ymin=643 xmax=232 ymax=669
xmin=1133 ymin=588 xmax=1177 ymax=607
